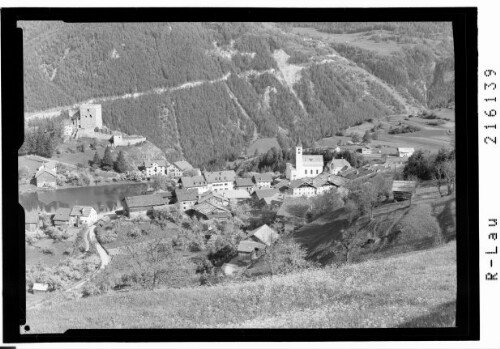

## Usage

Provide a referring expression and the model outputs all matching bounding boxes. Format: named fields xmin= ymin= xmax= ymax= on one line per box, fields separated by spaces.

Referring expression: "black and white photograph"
xmin=0 ymin=5 xmax=483 ymax=345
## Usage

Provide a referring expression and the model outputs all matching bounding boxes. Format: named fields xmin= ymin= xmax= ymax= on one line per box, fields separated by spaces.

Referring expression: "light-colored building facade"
xmin=204 ymin=170 xmax=236 ymax=192
xmin=144 ymin=160 xmax=167 ymax=178
xmin=179 ymin=176 xmax=209 ymax=195
xmin=286 ymin=140 xmax=324 ymax=180
xmin=397 ymin=147 xmax=415 ymax=158
xmin=70 ymin=206 xmax=98 ymax=227
xmin=73 ymin=104 xmax=103 ymax=130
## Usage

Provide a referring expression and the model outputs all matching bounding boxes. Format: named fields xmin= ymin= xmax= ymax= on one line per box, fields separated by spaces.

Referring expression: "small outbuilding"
xmin=121 ymin=194 xmax=166 ymax=218
xmin=31 ymin=283 xmax=49 ymax=293
xmin=52 ymin=207 xmax=75 ymax=227
xmin=237 ymin=240 xmax=267 ymax=261
xmin=392 ymin=180 xmax=417 ymax=202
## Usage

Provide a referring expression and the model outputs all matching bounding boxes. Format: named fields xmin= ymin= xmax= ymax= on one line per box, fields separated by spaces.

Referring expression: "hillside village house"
xmin=175 ymin=189 xmax=199 ymax=211
xmin=179 ymin=176 xmax=209 ymax=195
xmin=392 ymin=181 xmax=417 ymax=202
xmin=286 ymin=179 xmax=317 ymax=198
xmin=143 ymin=160 xmax=167 ymax=178
xmin=360 ymin=145 xmax=373 ymax=155
xmin=237 ymin=240 xmax=267 ymax=261
xmin=191 ymin=201 xmax=232 ymax=221
xmin=121 ymin=194 xmax=166 ymax=218
xmin=235 ymin=177 xmax=255 ymax=193
xmin=165 ymin=163 xmax=182 ymax=178
xmin=204 ymin=170 xmax=236 ymax=192
xmin=31 ymin=283 xmax=49 ymax=294
xmin=70 ymin=206 xmax=98 ymax=227
xmin=326 ymin=158 xmax=351 ymax=175
xmin=286 ymin=140 xmax=324 ymax=180
xmin=52 ymin=207 xmax=75 ymax=227
xmin=253 ymin=173 xmax=273 ymax=189
xmin=72 ymin=104 xmax=103 ymax=129
xmin=173 ymin=160 xmax=194 ymax=176
xmin=220 ymin=189 xmax=252 ymax=204
xmin=198 ymin=191 xmax=230 ymax=207
xmin=397 ymin=147 xmax=415 ymax=158
xmin=312 ymin=173 xmax=347 ymax=195
xmin=253 ymin=188 xmax=280 ymax=202
xmin=34 ymin=168 xmax=57 ymax=189
xmin=25 ymin=210 xmax=39 ymax=232
xmin=248 ymin=224 xmax=279 ymax=246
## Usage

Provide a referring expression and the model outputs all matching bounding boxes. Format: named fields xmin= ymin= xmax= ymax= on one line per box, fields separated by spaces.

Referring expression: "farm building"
xmin=312 ymin=173 xmax=347 ymax=194
xmin=253 ymin=173 xmax=273 ymax=189
xmin=70 ymin=206 xmax=98 ymax=226
xmin=261 ymin=192 xmax=284 ymax=207
xmin=24 ymin=210 xmax=40 ymax=232
xmin=38 ymin=161 xmax=58 ymax=173
xmin=392 ymin=181 xmax=417 ymax=201
xmin=237 ymin=240 xmax=267 ymax=261
xmin=273 ymin=179 xmax=291 ymax=191
xmin=253 ymin=188 xmax=280 ymax=201
xmin=248 ymin=224 xmax=279 ymax=246
xmin=178 ymin=175 xmax=209 ymax=195
xmin=359 ymin=146 xmax=372 ymax=155
xmin=286 ymin=179 xmax=317 ymax=198
xmin=203 ymin=170 xmax=237 ymax=192
xmin=31 ymin=283 xmax=49 ymax=294
xmin=121 ymin=195 xmax=165 ymax=218
xmin=175 ymin=189 xmax=199 ymax=211
xmin=34 ymin=168 xmax=57 ymax=189
xmin=156 ymin=190 xmax=176 ymax=205
xmin=326 ymin=158 xmax=351 ymax=175
xmin=235 ymin=177 xmax=255 ymax=193
xmin=198 ymin=191 xmax=230 ymax=207
xmin=52 ymin=207 xmax=75 ymax=226
xmin=397 ymin=147 xmax=415 ymax=158
xmin=220 ymin=189 xmax=251 ymax=204
xmin=165 ymin=163 xmax=182 ymax=178
xmin=191 ymin=201 xmax=232 ymax=221
xmin=173 ymin=160 xmax=194 ymax=174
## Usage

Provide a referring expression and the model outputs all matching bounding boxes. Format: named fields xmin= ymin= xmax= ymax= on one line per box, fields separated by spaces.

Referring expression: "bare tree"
xmin=434 ymin=159 xmax=455 ymax=196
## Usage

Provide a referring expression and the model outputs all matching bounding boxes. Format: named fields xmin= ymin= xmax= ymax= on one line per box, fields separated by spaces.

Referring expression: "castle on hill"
xmin=285 ymin=139 xmax=324 ymax=181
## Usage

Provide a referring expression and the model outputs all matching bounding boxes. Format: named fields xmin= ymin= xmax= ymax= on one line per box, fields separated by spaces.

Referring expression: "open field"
xmin=26 ymin=240 xmax=456 ymax=331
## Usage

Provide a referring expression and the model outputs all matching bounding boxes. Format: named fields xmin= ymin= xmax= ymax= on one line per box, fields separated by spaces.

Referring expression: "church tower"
xmin=295 ymin=138 xmax=303 ymax=177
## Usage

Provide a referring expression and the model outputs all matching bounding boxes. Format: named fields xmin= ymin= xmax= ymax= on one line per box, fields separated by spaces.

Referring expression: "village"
xmin=24 ymin=103 xmax=432 ymax=297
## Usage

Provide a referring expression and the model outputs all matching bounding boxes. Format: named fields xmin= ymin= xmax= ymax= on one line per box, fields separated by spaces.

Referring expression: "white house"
xmin=178 ymin=175 xmax=209 ymax=195
xmin=173 ymin=160 xmax=194 ymax=176
xmin=286 ymin=140 xmax=324 ymax=180
xmin=166 ymin=163 xmax=182 ymax=178
xmin=143 ymin=160 xmax=167 ymax=178
xmin=326 ymin=158 xmax=351 ymax=175
xmin=397 ymin=147 xmax=415 ymax=158
xmin=287 ymin=179 xmax=317 ymax=197
xmin=69 ymin=206 xmax=97 ymax=227
xmin=203 ymin=170 xmax=236 ymax=192
xmin=253 ymin=173 xmax=273 ymax=189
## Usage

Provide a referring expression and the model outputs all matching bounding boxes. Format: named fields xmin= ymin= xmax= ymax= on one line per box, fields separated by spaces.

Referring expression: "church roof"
xmin=301 ymin=155 xmax=324 ymax=167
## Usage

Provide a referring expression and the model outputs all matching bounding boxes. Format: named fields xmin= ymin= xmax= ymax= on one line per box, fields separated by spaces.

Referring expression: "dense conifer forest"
xmin=21 ymin=22 xmax=454 ymax=168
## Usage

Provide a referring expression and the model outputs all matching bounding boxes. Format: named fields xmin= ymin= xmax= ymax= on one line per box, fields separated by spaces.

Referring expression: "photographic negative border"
xmin=1 ymin=6 xmax=478 ymax=343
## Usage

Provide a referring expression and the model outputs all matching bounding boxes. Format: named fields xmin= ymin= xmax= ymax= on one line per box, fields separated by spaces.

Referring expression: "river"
xmin=19 ymin=182 xmax=148 ymax=214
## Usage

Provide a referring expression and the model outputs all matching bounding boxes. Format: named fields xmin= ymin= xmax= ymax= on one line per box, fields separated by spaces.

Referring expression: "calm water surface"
xmin=20 ymin=182 xmax=148 ymax=214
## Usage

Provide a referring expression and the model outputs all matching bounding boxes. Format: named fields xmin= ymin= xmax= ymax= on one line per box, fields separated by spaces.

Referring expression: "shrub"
xmin=127 ymin=227 xmax=142 ymax=239
xmin=42 ymin=247 xmax=54 ymax=255
xmin=96 ymin=227 xmax=118 ymax=244
xmin=427 ymin=119 xmax=446 ymax=126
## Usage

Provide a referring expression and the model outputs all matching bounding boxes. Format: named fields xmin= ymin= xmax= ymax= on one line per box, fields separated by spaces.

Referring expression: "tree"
xmin=362 ymin=131 xmax=372 ymax=143
xmin=150 ymin=174 xmax=169 ymax=191
xmin=264 ymin=238 xmax=311 ymax=276
xmin=346 ymin=174 xmax=389 ymax=220
xmin=114 ymin=150 xmax=128 ymax=173
xmin=90 ymin=138 xmax=98 ymax=150
xmin=351 ymin=133 xmax=360 ymax=143
xmin=403 ymin=150 xmax=434 ymax=180
xmin=101 ymin=146 xmax=114 ymax=171
xmin=91 ymin=151 xmax=101 ymax=169
xmin=434 ymin=159 xmax=455 ymax=196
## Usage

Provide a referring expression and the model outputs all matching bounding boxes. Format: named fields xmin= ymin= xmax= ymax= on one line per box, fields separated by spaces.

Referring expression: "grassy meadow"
xmin=26 ymin=240 xmax=456 ymax=332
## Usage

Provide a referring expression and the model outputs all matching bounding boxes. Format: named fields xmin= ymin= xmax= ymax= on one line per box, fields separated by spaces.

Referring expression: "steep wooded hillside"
xmin=21 ymin=22 xmax=454 ymax=168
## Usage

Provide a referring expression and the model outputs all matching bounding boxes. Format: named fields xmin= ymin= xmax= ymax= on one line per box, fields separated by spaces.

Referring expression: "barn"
xmin=392 ymin=181 xmax=417 ymax=201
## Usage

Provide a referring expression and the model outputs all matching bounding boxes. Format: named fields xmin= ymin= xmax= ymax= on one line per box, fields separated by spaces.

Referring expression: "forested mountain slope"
xmin=21 ymin=21 xmax=454 ymax=168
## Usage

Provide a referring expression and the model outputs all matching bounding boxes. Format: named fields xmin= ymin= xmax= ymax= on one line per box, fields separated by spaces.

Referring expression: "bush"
xmin=427 ymin=119 xmax=446 ymax=126
xmin=42 ymin=247 xmax=54 ymax=255
xmin=388 ymin=124 xmax=421 ymax=134
xmin=96 ymin=227 xmax=118 ymax=244
xmin=127 ymin=227 xmax=142 ymax=239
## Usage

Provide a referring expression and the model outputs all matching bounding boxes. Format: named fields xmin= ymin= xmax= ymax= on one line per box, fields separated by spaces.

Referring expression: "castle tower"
xmin=295 ymin=138 xmax=303 ymax=176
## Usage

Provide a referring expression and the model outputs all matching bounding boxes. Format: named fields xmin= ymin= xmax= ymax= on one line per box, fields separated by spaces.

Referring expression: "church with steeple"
xmin=285 ymin=139 xmax=324 ymax=180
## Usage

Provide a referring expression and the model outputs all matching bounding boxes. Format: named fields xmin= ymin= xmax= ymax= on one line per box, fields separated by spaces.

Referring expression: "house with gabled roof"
xmin=237 ymin=240 xmax=267 ymax=261
xmin=326 ymin=158 xmax=351 ymax=175
xmin=311 ymin=173 xmax=347 ymax=195
xmin=235 ymin=177 xmax=255 ymax=193
xmin=191 ymin=201 xmax=232 ymax=221
xmin=252 ymin=188 xmax=280 ymax=201
xmin=70 ymin=205 xmax=98 ymax=227
xmin=203 ymin=170 xmax=236 ymax=192
xmin=286 ymin=178 xmax=317 ymax=198
xmin=248 ymin=224 xmax=279 ymax=246
xmin=121 ymin=194 xmax=166 ymax=218
xmin=143 ymin=160 xmax=167 ymax=178
xmin=52 ymin=207 xmax=75 ymax=227
xmin=253 ymin=173 xmax=273 ymax=189
xmin=178 ymin=175 xmax=209 ymax=195
xmin=198 ymin=191 xmax=230 ymax=207
xmin=34 ymin=168 xmax=57 ymax=189
xmin=174 ymin=160 xmax=194 ymax=173
xmin=175 ymin=189 xmax=199 ymax=211
xmin=220 ymin=189 xmax=251 ymax=204
xmin=392 ymin=180 xmax=417 ymax=202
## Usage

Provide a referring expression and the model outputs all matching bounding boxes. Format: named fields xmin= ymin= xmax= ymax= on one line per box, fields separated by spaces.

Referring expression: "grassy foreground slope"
xmin=27 ymin=241 xmax=456 ymax=332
